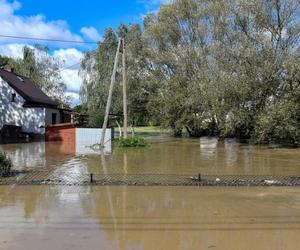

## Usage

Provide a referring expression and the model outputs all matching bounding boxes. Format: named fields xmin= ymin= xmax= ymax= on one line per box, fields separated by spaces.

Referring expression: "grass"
xmin=118 ymin=136 xmax=149 ymax=148
xmin=134 ymin=126 xmax=169 ymax=133
xmin=0 ymin=152 xmax=12 ymax=177
xmin=115 ymin=126 xmax=170 ymax=134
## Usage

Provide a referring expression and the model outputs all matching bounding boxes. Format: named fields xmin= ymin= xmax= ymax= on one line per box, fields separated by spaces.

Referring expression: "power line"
xmin=0 ymin=34 xmax=98 ymax=44
xmin=61 ymin=51 xmax=98 ymax=70
xmin=61 ymin=62 xmax=81 ymax=71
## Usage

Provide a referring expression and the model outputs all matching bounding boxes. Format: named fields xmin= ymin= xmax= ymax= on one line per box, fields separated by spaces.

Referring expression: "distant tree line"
xmin=81 ymin=0 xmax=300 ymax=145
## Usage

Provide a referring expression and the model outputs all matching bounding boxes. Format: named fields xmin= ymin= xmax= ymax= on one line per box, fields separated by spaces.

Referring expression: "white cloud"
xmin=0 ymin=43 xmax=83 ymax=106
xmin=0 ymin=0 xmax=21 ymax=18
xmin=66 ymin=92 xmax=80 ymax=107
xmin=139 ymin=0 xmax=171 ymax=10
xmin=0 ymin=0 xmax=90 ymax=106
xmin=0 ymin=0 xmax=82 ymax=45
xmin=62 ymin=70 xmax=81 ymax=106
xmin=0 ymin=43 xmax=33 ymax=58
xmin=80 ymin=26 xmax=101 ymax=42
xmin=53 ymin=48 xmax=83 ymax=69
xmin=60 ymin=69 xmax=82 ymax=94
xmin=53 ymin=48 xmax=84 ymax=106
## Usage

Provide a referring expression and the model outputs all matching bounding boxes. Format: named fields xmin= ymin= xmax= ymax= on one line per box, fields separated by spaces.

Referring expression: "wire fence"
xmin=1 ymin=170 xmax=300 ymax=187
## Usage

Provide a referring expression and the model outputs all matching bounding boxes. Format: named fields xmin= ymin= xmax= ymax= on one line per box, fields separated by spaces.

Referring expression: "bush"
xmin=254 ymin=100 xmax=300 ymax=145
xmin=0 ymin=152 xmax=12 ymax=177
xmin=118 ymin=136 xmax=148 ymax=148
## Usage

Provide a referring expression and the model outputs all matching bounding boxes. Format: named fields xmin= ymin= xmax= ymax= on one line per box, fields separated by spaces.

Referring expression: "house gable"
xmin=0 ymin=69 xmax=57 ymax=108
xmin=0 ymin=78 xmax=46 ymax=134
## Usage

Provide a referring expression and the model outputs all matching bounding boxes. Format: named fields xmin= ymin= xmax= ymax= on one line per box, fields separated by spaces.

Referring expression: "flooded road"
xmin=0 ymin=186 xmax=300 ymax=250
xmin=1 ymin=136 xmax=300 ymax=175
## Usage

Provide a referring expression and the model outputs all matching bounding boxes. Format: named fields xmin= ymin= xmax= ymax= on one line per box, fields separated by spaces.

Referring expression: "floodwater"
xmin=1 ymin=137 xmax=300 ymax=249
xmin=1 ymin=136 xmax=300 ymax=176
xmin=1 ymin=186 xmax=300 ymax=250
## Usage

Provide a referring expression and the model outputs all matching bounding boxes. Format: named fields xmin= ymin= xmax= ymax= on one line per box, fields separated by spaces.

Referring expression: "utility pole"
xmin=122 ymin=39 xmax=128 ymax=139
xmin=100 ymin=39 xmax=122 ymax=147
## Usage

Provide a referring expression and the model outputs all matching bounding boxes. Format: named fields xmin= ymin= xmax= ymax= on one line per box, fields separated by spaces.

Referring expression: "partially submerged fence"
xmin=2 ymin=170 xmax=300 ymax=187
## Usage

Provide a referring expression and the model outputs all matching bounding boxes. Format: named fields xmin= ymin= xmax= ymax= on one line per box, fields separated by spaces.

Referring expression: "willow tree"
xmin=79 ymin=0 xmax=300 ymax=144
xmin=80 ymin=24 xmax=150 ymax=128
xmin=143 ymin=0 xmax=300 ymax=141
xmin=144 ymin=0 xmax=228 ymax=136
xmin=80 ymin=28 xmax=119 ymax=127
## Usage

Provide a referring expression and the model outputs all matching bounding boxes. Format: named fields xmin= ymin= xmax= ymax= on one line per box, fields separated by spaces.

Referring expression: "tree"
xmin=0 ymin=56 xmax=11 ymax=68
xmin=80 ymin=24 xmax=151 ymax=128
xmin=4 ymin=46 xmax=70 ymax=106
xmin=79 ymin=0 xmax=300 ymax=144
xmin=143 ymin=0 xmax=300 ymax=141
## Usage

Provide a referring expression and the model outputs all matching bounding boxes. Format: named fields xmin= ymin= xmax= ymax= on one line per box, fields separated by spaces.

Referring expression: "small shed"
xmin=45 ymin=124 xmax=112 ymax=154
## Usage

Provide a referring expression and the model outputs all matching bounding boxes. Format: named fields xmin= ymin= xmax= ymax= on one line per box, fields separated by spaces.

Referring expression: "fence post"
xmin=198 ymin=173 xmax=201 ymax=182
xmin=90 ymin=173 xmax=94 ymax=183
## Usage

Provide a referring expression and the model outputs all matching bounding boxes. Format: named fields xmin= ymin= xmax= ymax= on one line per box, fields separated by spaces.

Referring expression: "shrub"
xmin=118 ymin=136 xmax=148 ymax=148
xmin=254 ymin=100 xmax=300 ymax=145
xmin=0 ymin=152 xmax=12 ymax=177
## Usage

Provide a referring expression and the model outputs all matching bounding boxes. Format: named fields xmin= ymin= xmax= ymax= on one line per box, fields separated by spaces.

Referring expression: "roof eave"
xmin=23 ymin=101 xmax=58 ymax=109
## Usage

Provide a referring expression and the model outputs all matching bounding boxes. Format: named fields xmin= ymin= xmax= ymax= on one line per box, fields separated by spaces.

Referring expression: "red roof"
xmin=0 ymin=69 xmax=57 ymax=107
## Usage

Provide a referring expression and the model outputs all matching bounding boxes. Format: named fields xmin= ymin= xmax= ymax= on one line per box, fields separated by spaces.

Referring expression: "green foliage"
xmin=72 ymin=105 xmax=85 ymax=114
xmin=80 ymin=0 xmax=300 ymax=145
xmin=255 ymin=101 xmax=300 ymax=145
xmin=118 ymin=136 xmax=149 ymax=148
xmin=3 ymin=46 xmax=70 ymax=106
xmin=0 ymin=55 xmax=11 ymax=67
xmin=94 ymin=114 xmax=105 ymax=128
xmin=80 ymin=24 xmax=151 ymax=128
xmin=0 ymin=152 xmax=12 ymax=177
xmin=143 ymin=0 xmax=300 ymax=143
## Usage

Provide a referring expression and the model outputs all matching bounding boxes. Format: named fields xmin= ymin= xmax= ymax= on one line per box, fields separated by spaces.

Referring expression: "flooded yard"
xmin=1 ymin=137 xmax=300 ymax=249
xmin=1 ymin=136 xmax=300 ymax=176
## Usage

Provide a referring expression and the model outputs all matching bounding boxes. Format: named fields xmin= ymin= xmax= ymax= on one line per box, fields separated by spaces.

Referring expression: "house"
xmin=0 ymin=68 xmax=71 ymax=136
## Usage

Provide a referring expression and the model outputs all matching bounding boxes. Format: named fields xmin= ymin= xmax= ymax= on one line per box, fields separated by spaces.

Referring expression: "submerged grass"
xmin=133 ymin=126 xmax=169 ymax=133
xmin=115 ymin=126 xmax=170 ymax=135
xmin=0 ymin=152 xmax=12 ymax=177
xmin=118 ymin=136 xmax=149 ymax=148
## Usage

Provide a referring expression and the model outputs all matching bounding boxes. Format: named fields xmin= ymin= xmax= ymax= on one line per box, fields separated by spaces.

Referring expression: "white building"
xmin=0 ymin=68 xmax=69 ymax=135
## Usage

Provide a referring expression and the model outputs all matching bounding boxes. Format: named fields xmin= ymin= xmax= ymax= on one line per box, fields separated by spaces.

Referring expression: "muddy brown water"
xmin=1 ymin=186 xmax=300 ymax=250
xmin=1 ymin=136 xmax=300 ymax=176
xmin=1 ymin=137 xmax=300 ymax=249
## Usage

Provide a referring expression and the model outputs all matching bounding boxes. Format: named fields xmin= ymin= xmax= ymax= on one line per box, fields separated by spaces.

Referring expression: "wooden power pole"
xmin=100 ymin=39 xmax=122 ymax=147
xmin=122 ymin=39 xmax=128 ymax=139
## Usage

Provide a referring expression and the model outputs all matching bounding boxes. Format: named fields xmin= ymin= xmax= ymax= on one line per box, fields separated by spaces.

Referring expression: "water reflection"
xmin=0 ymin=142 xmax=46 ymax=170
xmin=1 ymin=186 xmax=300 ymax=250
xmin=1 ymin=137 xmax=300 ymax=175
xmin=1 ymin=137 xmax=300 ymax=249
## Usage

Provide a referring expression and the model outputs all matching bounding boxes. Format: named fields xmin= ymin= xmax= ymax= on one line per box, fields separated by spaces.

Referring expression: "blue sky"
xmin=17 ymin=1 xmax=147 ymax=34
xmin=0 ymin=0 xmax=166 ymax=106
xmin=15 ymin=0 xmax=159 ymax=38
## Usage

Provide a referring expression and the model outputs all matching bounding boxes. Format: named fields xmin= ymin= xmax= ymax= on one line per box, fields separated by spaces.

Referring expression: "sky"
xmin=0 ymin=0 xmax=167 ymax=106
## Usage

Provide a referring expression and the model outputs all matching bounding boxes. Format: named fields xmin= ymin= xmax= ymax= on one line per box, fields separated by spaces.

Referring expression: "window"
xmin=17 ymin=76 xmax=24 ymax=82
xmin=11 ymin=93 xmax=16 ymax=102
xmin=52 ymin=113 xmax=57 ymax=125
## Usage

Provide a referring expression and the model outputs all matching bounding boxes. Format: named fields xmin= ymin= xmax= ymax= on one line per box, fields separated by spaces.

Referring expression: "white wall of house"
xmin=45 ymin=108 xmax=61 ymax=125
xmin=0 ymin=78 xmax=46 ymax=134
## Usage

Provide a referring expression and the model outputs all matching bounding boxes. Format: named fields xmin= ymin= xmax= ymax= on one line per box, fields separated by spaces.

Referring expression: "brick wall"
xmin=45 ymin=123 xmax=76 ymax=143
